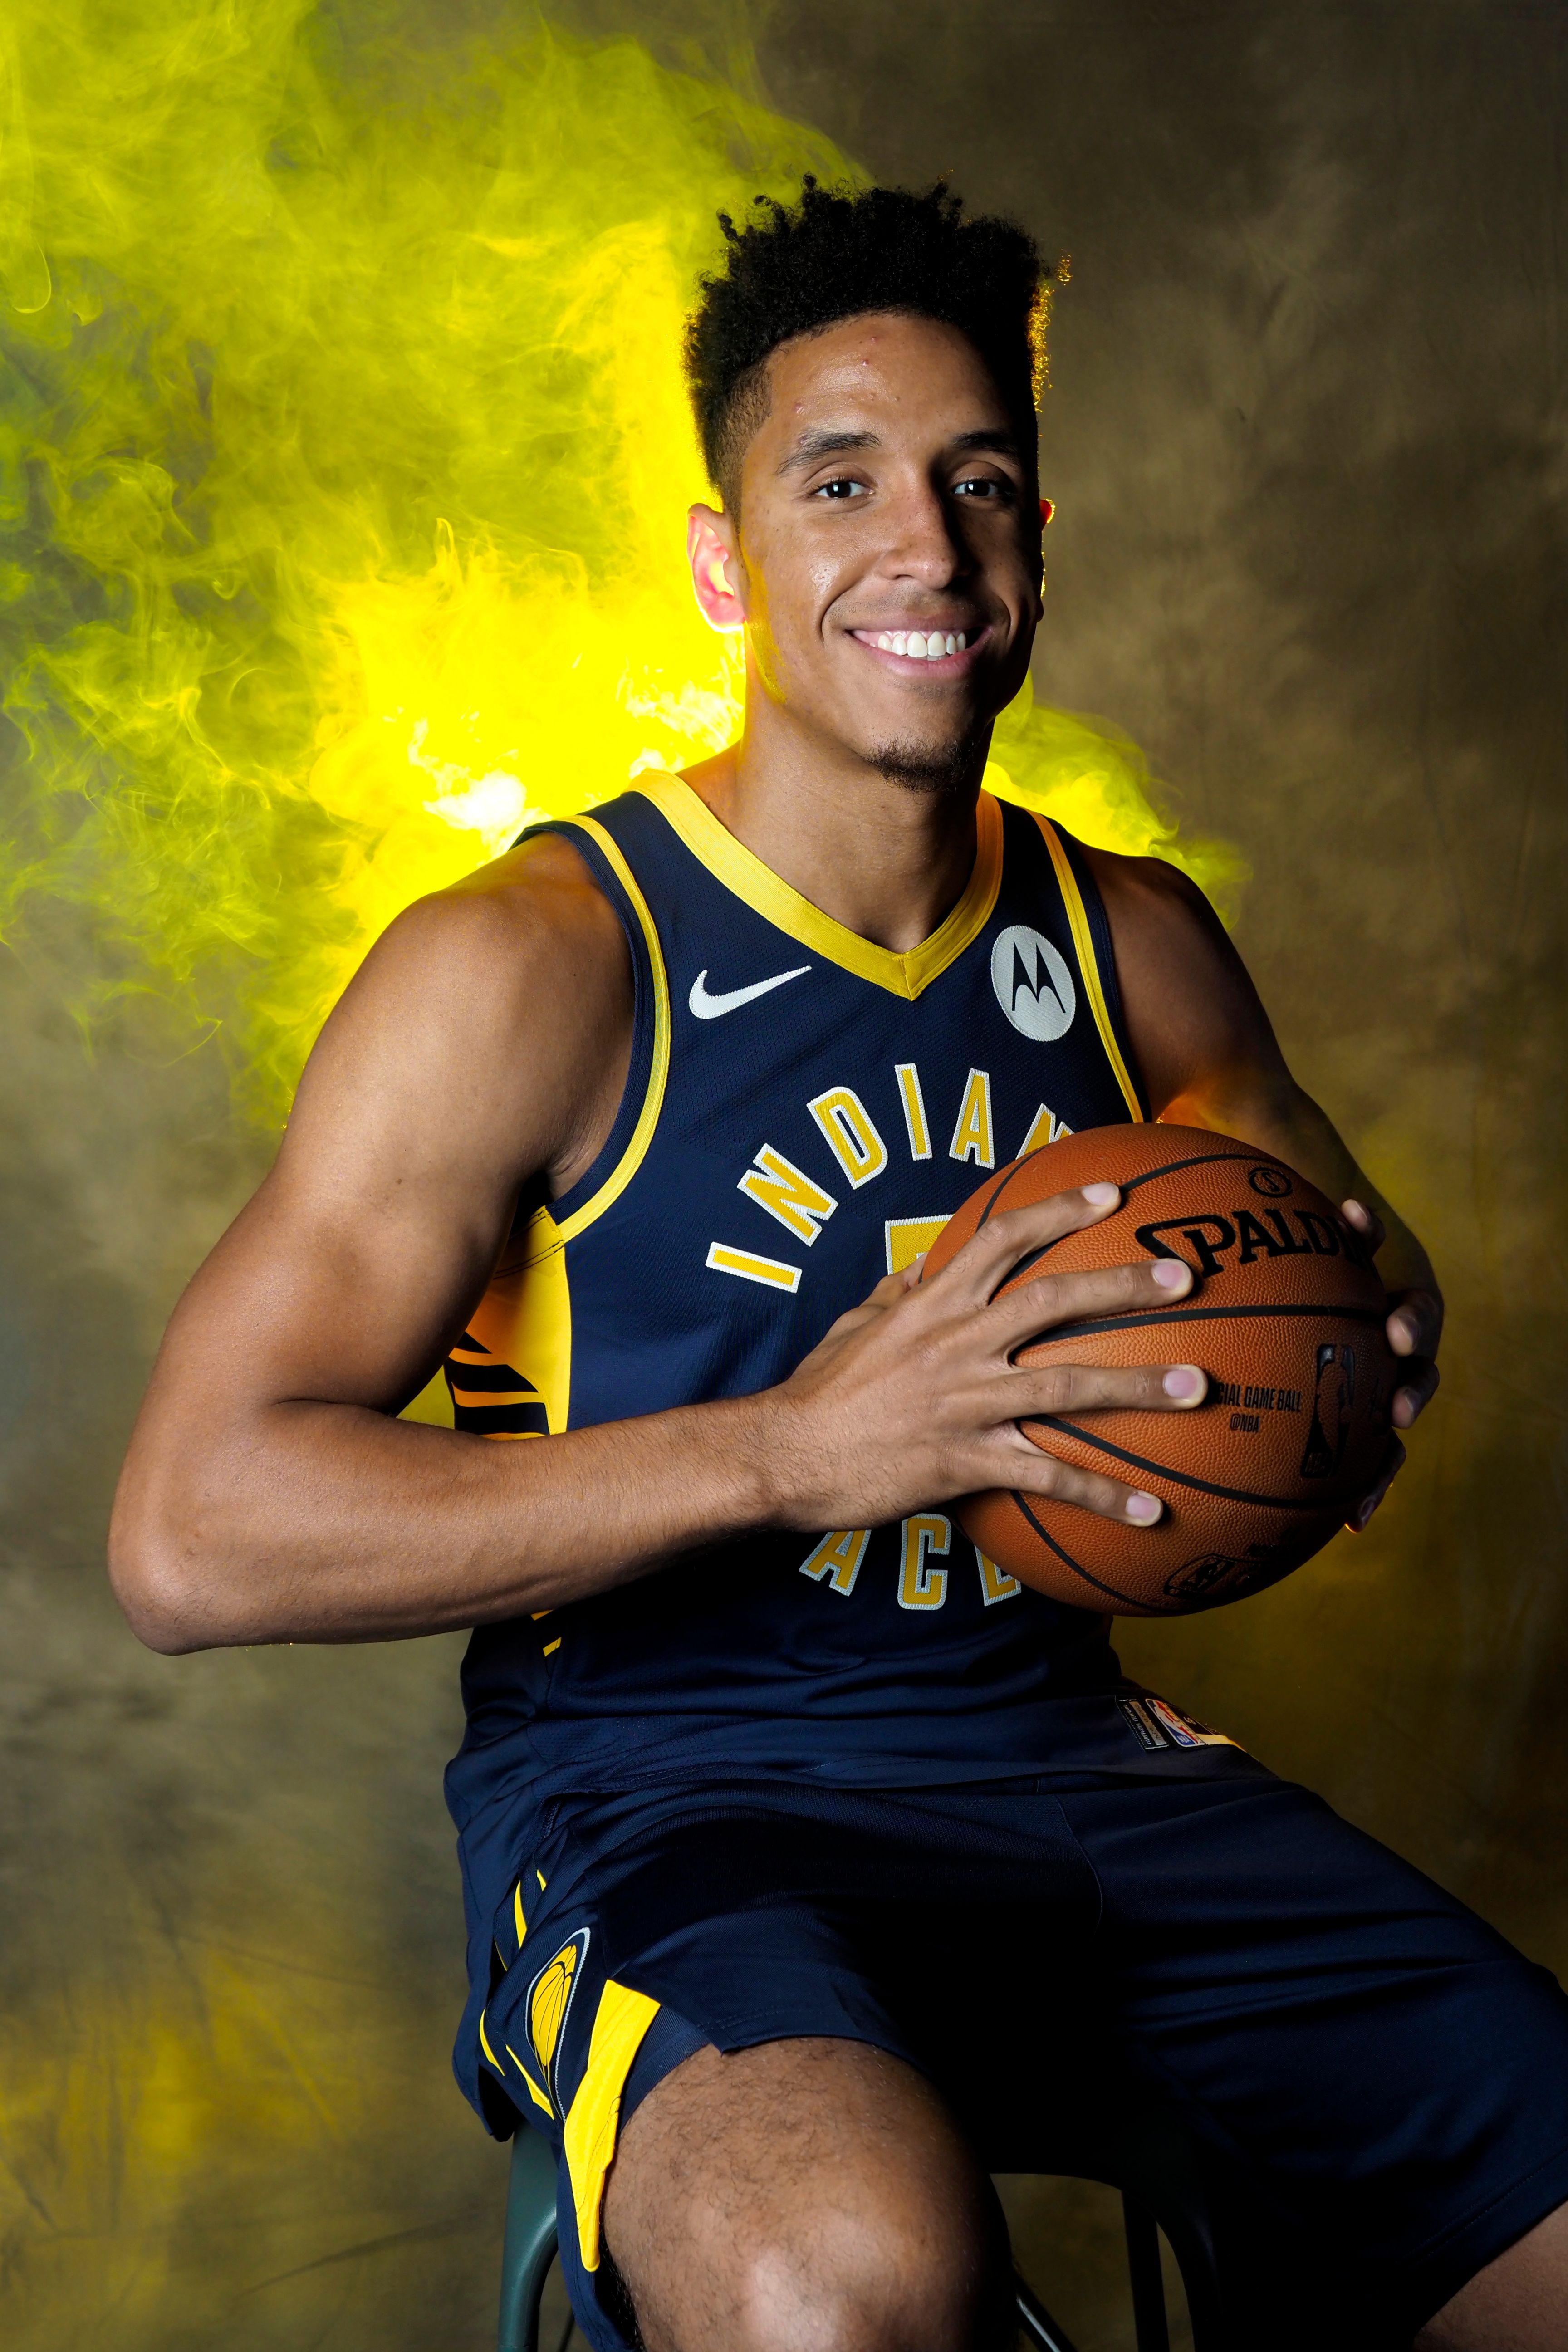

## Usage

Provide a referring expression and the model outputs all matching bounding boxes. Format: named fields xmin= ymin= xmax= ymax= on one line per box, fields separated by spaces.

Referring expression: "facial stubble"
xmin=867 ymin=717 xmax=990 ymax=799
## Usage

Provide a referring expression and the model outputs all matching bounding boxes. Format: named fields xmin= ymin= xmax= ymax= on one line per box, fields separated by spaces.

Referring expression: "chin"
xmin=862 ymin=724 xmax=987 ymax=796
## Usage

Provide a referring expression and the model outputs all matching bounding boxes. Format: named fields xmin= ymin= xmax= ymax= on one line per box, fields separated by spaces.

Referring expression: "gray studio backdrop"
xmin=2 ymin=3 xmax=1563 ymax=2346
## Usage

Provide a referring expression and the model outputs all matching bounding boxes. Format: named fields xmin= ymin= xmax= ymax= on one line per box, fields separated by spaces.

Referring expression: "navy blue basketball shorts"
xmin=473 ymin=1770 xmax=1568 ymax=2351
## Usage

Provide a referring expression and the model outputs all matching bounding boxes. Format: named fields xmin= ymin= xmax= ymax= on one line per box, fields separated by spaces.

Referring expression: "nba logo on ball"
xmin=991 ymin=925 xmax=1076 ymax=1039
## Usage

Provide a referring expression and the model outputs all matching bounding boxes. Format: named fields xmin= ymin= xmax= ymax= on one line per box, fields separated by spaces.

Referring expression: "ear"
xmin=687 ymin=505 xmax=746 ymax=630
xmin=1039 ymin=497 xmax=1055 ymax=529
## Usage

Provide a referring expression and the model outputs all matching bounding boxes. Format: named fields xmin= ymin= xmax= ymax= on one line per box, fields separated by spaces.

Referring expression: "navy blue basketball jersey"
xmin=442 ymin=775 xmax=1197 ymax=1848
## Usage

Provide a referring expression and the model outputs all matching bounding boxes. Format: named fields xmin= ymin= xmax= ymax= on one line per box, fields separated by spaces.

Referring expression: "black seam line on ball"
xmin=1034 ymin=1419 xmax=1340 ymax=1511
xmin=973 ymin=1159 xmax=1036 ymax=1235
xmin=1007 ymin=1490 xmax=1147 ymax=1610
xmin=1115 ymin=1150 xmax=1264 ymax=1196
xmin=1032 ymin=1303 xmax=1389 ymax=1343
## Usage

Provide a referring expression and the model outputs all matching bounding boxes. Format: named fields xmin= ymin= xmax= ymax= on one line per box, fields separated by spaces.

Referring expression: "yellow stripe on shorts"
xmin=562 ymin=1981 xmax=662 ymax=2271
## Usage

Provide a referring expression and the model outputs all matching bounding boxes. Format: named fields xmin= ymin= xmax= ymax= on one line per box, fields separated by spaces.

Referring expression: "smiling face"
xmin=688 ymin=310 xmax=1045 ymax=794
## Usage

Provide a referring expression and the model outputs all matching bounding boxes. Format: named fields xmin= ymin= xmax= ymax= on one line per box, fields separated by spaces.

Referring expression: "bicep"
xmin=141 ymin=876 xmax=617 ymax=1428
xmin=1089 ymin=850 xmax=1294 ymax=1126
xmin=155 ymin=1167 xmax=505 ymax=1429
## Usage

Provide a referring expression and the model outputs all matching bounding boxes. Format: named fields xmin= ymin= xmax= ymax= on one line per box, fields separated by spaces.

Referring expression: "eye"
xmin=952 ymin=475 xmax=1013 ymax=501
xmin=813 ymin=476 xmax=868 ymax=500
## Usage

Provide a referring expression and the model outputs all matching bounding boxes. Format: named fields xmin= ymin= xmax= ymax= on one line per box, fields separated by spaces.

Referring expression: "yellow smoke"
xmin=0 ymin=0 xmax=1240 ymax=1124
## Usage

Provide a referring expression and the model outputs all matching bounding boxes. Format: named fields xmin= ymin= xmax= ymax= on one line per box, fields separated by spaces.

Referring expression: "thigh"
xmin=1060 ymin=1777 xmax=1568 ymax=2345
xmin=476 ymin=1784 xmax=1047 ymax=2352
xmin=603 ymin=2035 xmax=1013 ymax=2352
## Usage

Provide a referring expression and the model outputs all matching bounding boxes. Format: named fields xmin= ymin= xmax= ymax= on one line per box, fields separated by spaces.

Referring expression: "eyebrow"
xmin=776 ymin=427 xmax=881 ymax=476
xmin=951 ymin=428 xmax=1025 ymax=461
xmin=775 ymin=423 xmax=1027 ymax=477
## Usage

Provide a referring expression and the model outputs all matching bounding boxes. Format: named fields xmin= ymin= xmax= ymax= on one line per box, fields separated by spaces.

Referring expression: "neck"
xmin=679 ymin=683 xmax=990 ymax=956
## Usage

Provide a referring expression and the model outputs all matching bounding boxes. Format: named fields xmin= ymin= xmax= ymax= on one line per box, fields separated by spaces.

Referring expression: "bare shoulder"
xmin=1079 ymin=842 xmax=1225 ymax=954
xmin=285 ymin=828 xmax=633 ymax=1200
xmin=1076 ymin=843 xmax=1285 ymax=1115
xmin=383 ymin=826 xmax=627 ymax=986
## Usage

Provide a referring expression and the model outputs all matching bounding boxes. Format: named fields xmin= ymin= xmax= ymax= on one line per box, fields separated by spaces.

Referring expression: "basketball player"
xmin=110 ymin=183 xmax=1568 ymax=2349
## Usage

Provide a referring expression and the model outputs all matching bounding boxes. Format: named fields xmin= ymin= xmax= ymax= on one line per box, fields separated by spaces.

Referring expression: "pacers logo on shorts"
xmin=526 ymin=1927 xmax=590 ymax=2102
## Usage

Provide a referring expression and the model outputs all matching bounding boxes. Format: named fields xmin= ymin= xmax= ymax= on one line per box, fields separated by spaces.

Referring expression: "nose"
xmin=875 ymin=468 xmax=969 ymax=589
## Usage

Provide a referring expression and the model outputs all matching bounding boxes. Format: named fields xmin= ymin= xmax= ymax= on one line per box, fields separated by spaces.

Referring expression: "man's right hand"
xmin=759 ymin=1181 xmax=1206 ymax=1534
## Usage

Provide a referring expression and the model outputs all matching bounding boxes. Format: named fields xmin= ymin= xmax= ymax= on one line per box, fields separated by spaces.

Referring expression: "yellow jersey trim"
xmin=1035 ymin=818 xmax=1144 ymax=1122
xmin=562 ymin=1981 xmax=662 ymax=2271
xmin=552 ymin=815 xmax=673 ymax=1244
xmin=637 ymin=774 xmax=1004 ymax=1002
xmin=505 ymin=2043 xmax=555 ymax=2117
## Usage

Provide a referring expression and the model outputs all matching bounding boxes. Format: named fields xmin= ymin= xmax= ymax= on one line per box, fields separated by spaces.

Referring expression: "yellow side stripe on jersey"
xmin=705 ymin=1242 xmax=802 ymax=1293
xmin=562 ymin=1981 xmax=661 ymax=2271
xmin=448 ymin=1385 xmax=541 ymax=1407
xmin=1035 ymin=818 xmax=1144 ymax=1122
xmin=553 ymin=818 xmax=673 ymax=1243
xmin=638 ymin=774 xmax=1004 ymax=1002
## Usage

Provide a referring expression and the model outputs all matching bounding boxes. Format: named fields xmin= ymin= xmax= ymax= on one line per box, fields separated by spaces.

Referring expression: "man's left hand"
xmin=1343 ymin=1197 xmax=1442 ymax=1530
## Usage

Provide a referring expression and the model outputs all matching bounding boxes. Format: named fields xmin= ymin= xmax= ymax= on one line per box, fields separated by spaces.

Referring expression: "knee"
xmin=731 ymin=2201 xmax=1013 ymax=2352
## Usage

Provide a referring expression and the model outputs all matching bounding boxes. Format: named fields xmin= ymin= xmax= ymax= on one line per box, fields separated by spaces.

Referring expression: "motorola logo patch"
xmin=990 ymin=925 xmax=1076 ymax=1041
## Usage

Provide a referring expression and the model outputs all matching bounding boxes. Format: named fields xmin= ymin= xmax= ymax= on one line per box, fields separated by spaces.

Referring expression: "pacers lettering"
xmin=898 ymin=1514 xmax=951 ymax=1609
xmin=809 ymin=1086 xmax=889 ymax=1187
xmin=799 ymin=1529 xmax=871 ymax=1596
xmin=894 ymin=1063 xmax=931 ymax=1161
xmin=1019 ymin=1103 xmax=1073 ymax=1156
xmin=948 ymin=1068 xmax=995 ymax=1169
xmin=975 ymin=1548 xmax=1021 ymax=1604
xmin=738 ymin=1144 xmax=838 ymax=1244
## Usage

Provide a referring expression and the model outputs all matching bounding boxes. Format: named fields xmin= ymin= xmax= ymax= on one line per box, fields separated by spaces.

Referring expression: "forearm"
xmin=1163 ymin=1071 xmax=1440 ymax=1305
xmin=109 ymin=1393 xmax=784 ymax=1653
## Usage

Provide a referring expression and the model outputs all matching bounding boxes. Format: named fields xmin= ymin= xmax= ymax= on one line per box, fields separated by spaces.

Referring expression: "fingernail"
xmin=1162 ymin=1366 xmax=1204 ymax=1399
xmin=1082 ymin=1183 xmax=1118 ymax=1208
xmin=1356 ymin=1497 xmax=1377 ymax=1531
xmin=1151 ymin=1259 xmax=1190 ymax=1289
xmin=1125 ymin=1491 xmax=1162 ymax=1524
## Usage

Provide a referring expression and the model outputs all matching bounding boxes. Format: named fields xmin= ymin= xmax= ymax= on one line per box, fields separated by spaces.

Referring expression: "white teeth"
xmin=867 ymin=627 xmax=968 ymax=658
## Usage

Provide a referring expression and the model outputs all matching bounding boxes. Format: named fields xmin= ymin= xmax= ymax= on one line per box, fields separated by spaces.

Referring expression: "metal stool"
xmin=497 ymin=2095 xmax=1231 ymax=2352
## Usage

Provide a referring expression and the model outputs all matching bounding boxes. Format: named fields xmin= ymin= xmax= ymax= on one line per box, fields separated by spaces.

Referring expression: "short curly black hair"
xmin=684 ymin=177 xmax=1057 ymax=510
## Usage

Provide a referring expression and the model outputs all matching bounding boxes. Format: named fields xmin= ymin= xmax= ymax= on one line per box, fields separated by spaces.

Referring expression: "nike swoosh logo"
xmin=688 ymin=964 xmax=811 ymax=1020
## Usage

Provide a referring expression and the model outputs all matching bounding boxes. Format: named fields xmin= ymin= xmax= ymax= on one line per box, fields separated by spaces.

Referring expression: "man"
xmin=110 ymin=181 xmax=1568 ymax=2350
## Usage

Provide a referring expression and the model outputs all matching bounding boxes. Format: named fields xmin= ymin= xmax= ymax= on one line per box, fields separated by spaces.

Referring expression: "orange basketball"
xmin=921 ymin=1125 xmax=1397 ymax=1615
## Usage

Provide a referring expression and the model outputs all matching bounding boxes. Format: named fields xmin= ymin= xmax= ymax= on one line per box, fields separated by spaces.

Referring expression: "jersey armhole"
xmin=1034 ymin=818 xmax=1153 ymax=1123
xmin=517 ymin=818 xmax=671 ymax=1239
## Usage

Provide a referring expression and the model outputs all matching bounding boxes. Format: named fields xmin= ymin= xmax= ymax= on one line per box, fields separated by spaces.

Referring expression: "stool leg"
xmin=1122 ymin=2194 xmax=1171 ymax=2352
xmin=1013 ymin=2269 xmax=1085 ymax=2352
xmin=498 ymin=2128 xmax=561 ymax=2352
